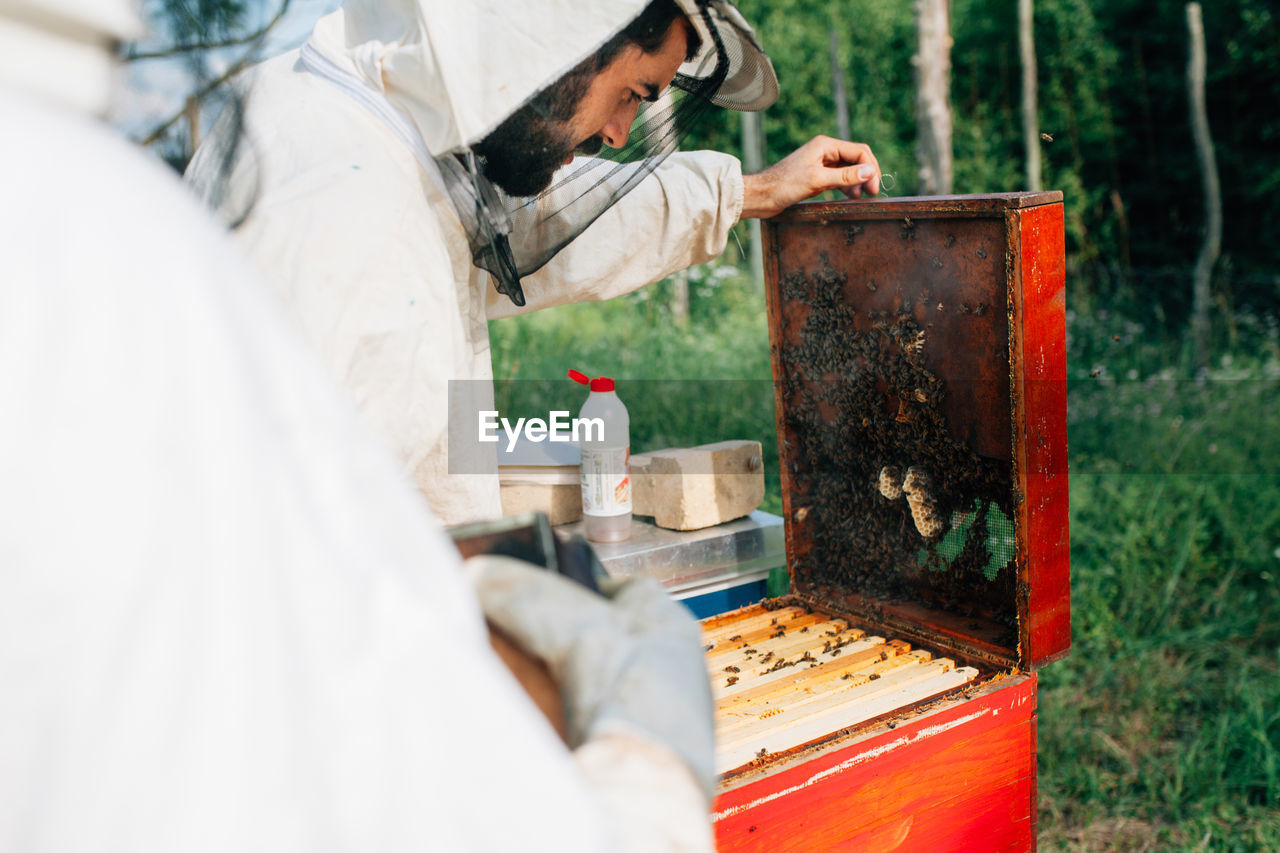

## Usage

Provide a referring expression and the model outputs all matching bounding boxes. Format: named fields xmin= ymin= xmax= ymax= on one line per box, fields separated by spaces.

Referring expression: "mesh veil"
xmin=437 ymin=0 xmax=775 ymax=307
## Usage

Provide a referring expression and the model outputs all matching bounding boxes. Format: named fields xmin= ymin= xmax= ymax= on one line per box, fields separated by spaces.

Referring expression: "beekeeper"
xmin=187 ymin=0 xmax=881 ymax=525
xmin=2 ymin=0 xmax=729 ymax=849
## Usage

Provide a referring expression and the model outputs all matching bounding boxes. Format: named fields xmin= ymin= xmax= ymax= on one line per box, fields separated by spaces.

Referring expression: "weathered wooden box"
xmin=707 ymin=192 xmax=1070 ymax=851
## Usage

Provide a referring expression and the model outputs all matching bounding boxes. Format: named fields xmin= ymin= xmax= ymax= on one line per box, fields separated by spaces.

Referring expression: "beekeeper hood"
xmin=301 ymin=0 xmax=777 ymax=306
xmin=0 ymin=0 xmax=141 ymax=115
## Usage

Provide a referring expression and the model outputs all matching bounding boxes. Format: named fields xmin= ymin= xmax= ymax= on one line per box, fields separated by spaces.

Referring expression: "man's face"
xmin=475 ymin=17 xmax=691 ymax=197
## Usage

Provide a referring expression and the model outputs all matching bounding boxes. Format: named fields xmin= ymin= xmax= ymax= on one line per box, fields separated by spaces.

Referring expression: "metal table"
xmin=557 ymin=511 xmax=786 ymax=616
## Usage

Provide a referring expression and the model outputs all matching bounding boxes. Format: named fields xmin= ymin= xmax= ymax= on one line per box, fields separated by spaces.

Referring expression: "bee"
xmin=729 ymin=634 xmax=742 ymax=641
xmin=1040 ymin=132 xmax=1054 ymax=142
xmin=703 ymin=644 xmax=714 ymax=652
xmin=800 ymin=626 xmax=810 ymax=634
xmin=726 ymin=676 xmax=739 ymax=686
xmin=724 ymin=665 xmax=740 ymax=673
xmin=756 ymin=748 xmax=769 ymax=759
xmin=1090 ymin=369 xmax=1101 ymax=378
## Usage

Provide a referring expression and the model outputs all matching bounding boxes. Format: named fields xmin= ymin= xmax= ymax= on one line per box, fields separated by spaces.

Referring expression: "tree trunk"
xmin=1019 ymin=0 xmax=1041 ymax=192
xmin=830 ymin=29 xmax=850 ymax=141
xmin=913 ymin=0 xmax=953 ymax=195
xmin=1186 ymin=2 xmax=1220 ymax=371
xmin=670 ymin=269 xmax=690 ymax=325
xmin=741 ymin=110 xmax=766 ymax=292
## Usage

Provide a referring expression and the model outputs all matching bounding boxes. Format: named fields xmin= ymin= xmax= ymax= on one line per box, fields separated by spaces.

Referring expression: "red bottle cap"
xmin=569 ymin=369 xmax=615 ymax=392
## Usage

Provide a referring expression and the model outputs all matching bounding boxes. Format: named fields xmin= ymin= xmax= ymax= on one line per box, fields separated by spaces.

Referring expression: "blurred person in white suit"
xmin=0 ymin=1 xmax=736 ymax=849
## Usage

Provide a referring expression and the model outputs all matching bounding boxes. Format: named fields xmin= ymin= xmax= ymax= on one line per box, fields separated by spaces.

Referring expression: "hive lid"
xmin=762 ymin=193 xmax=1069 ymax=670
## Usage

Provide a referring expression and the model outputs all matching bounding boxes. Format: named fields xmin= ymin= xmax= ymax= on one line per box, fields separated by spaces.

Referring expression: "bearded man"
xmin=187 ymin=0 xmax=880 ymax=526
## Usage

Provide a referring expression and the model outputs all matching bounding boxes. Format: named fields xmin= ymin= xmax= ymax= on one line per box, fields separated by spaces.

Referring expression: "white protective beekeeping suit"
xmin=186 ymin=0 xmax=763 ymax=525
xmin=0 ymin=1 xmax=714 ymax=849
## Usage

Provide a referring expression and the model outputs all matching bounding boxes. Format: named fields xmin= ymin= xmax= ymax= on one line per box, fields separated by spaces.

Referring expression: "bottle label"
xmin=580 ymin=446 xmax=631 ymax=516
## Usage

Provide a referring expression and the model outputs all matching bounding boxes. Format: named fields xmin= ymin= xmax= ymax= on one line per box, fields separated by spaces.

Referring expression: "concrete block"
xmin=632 ymin=440 xmax=764 ymax=531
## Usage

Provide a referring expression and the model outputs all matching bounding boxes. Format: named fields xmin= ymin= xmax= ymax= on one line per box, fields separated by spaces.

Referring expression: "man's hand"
xmin=741 ymin=135 xmax=881 ymax=219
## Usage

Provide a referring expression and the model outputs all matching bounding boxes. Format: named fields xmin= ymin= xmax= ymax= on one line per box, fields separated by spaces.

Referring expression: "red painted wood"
xmin=763 ymin=195 xmax=1072 ymax=668
xmin=714 ymin=675 xmax=1037 ymax=852
xmin=1030 ymin=706 xmax=1041 ymax=846
xmin=1013 ymin=204 xmax=1071 ymax=667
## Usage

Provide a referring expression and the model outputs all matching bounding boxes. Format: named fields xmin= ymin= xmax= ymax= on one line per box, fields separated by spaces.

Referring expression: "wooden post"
xmin=1186 ymin=2 xmax=1220 ymax=371
xmin=1019 ymin=0 xmax=1041 ymax=192
xmin=741 ymin=110 xmax=765 ymax=292
xmin=829 ymin=29 xmax=850 ymax=141
xmin=913 ymin=0 xmax=953 ymax=194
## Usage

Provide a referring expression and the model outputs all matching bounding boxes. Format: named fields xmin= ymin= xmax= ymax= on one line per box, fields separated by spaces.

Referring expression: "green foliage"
xmin=684 ymin=1 xmax=919 ymax=191
xmin=1039 ymin=307 xmax=1280 ymax=848
xmin=686 ymin=0 xmax=1279 ymax=320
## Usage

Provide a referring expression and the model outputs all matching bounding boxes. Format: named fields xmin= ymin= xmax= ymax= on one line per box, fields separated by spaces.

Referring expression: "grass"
xmin=488 ymin=265 xmax=1280 ymax=850
xmin=1040 ymin=308 xmax=1280 ymax=851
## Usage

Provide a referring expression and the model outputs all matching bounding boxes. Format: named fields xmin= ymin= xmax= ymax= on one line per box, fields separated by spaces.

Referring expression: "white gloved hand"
xmin=467 ymin=556 xmax=716 ymax=801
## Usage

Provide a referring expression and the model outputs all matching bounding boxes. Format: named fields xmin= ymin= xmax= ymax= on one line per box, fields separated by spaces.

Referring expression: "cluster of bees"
xmin=718 ymin=616 xmax=870 ymax=684
xmin=773 ymin=254 xmax=1018 ymax=623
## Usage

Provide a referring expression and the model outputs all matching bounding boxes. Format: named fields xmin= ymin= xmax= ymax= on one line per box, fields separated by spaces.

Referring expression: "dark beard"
xmin=473 ymin=104 xmax=580 ymax=198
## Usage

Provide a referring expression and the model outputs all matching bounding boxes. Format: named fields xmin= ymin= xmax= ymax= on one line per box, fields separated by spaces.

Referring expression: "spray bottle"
xmin=569 ymin=369 xmax=631 ymax=543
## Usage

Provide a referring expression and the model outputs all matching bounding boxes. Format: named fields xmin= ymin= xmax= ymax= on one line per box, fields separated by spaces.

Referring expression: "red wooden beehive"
xmin=707 ymin=192 xmax=1069 ymax=851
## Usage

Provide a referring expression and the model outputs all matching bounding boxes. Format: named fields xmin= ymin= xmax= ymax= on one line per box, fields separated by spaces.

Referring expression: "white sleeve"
xmin=574 ymin=735 xmax=717 ymax=853
xmin=487 ymin=150 xmax=745 ymax=319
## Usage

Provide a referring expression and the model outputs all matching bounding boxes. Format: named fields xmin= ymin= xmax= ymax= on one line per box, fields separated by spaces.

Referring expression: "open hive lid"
xmin=762 ymin=192 xmax=1070 ymax=670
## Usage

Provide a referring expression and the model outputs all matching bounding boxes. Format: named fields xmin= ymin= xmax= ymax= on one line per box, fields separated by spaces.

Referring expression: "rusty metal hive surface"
xmin=764 ymin=194 xmax=1061 ymax=661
